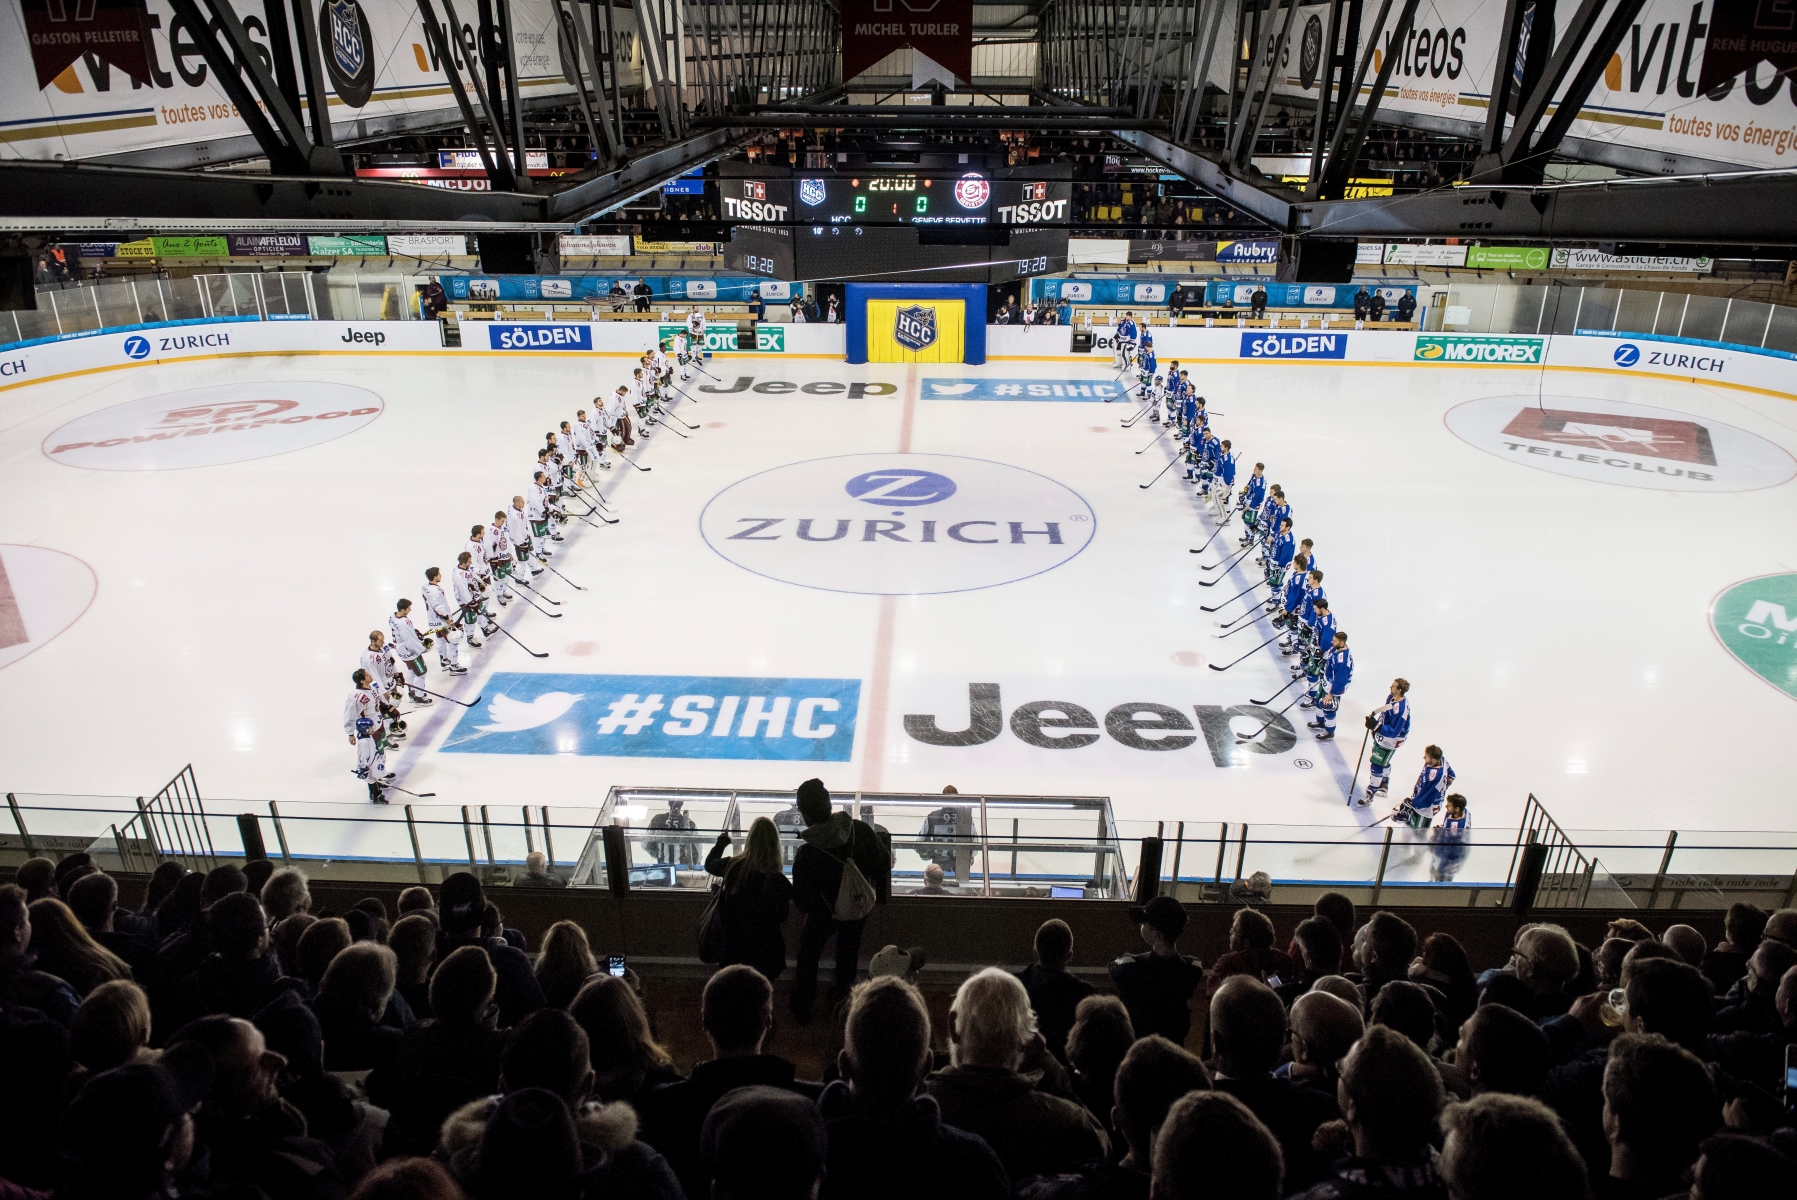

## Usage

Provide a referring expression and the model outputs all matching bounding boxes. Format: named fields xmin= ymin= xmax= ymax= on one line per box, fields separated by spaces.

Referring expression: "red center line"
xmin=858 ymin=365 xmax=917 ymax=791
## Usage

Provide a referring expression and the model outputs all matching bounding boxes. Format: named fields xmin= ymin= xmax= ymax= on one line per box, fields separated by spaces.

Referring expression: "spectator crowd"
xmin=2 ymin=782 xmax=1795 ymax=1200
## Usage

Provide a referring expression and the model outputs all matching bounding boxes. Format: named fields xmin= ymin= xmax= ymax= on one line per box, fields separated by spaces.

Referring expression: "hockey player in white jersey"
xmin=388 ymin=599 xmax=432 ymax=705
xmin=571 ymin=409 xmax=598 ymax=476
xmin=524 ymin=480 xmax=556 ymax=563
xmin=453 ymin=551 xmax=495 ymax=645
xmin=360 ymin=630 xmax=400 ymax=707
xmin=687 ymin=308 xmax=706 ymax=348
xmin=673 ymin=329 xmax=692 ymax=380
xmin=482 ymin=514 xmax=517 ymax=604
xmin=421 ymin=568 xmax=466 ymax=674
xmin=344 ymin=668 xmax=393 ymax=801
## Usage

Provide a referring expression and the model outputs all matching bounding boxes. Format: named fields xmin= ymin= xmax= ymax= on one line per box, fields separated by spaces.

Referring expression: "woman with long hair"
xmin=27 ymin=898 xmax=132 ymax=996
xmin=154 ymin=870 xmax=205 ymax=941
xmin=703 ymin=816 xmax=793 ymax=981
xmin=534 ymin=919 xmax=599 ymax=1009
xmin=569 ymin=974 xmax=681 ymax=1110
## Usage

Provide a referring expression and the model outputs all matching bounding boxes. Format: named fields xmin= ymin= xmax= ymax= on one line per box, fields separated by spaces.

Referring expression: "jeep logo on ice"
xmin=894 ymin=305 xmax=937 ymax=351
xmin=699 ymin=452 xmax=1096 ymax=595
xmin=1710 ymin=573 xmax=1797 ymax=699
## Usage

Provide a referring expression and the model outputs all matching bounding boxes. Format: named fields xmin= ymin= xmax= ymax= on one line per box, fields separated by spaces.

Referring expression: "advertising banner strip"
xmin=307 ymin=235 xmax=389 ymax=256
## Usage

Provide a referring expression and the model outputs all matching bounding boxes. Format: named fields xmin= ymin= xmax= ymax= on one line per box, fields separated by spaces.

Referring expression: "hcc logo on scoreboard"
xmin=894 ymin=305 xmax=938 ymax=351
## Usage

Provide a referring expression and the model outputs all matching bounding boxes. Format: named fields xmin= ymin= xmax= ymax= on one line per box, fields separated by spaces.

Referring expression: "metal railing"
xmin=1437 ymin=281 xmax=1797 ymax=354
xmin=5 ymin=272 xmax=322 ymax=346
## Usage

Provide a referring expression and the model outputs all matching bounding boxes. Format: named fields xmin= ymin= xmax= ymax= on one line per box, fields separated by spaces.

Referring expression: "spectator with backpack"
xmin=789 ymin=779 xmax=891 ymax=1024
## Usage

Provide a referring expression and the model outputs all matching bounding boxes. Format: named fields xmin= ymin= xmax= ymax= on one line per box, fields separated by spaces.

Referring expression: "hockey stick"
xmin=1347 ymin=726 xmax=1373 ymax=805
xmin=1200 ymin=580 xmax=1261 ymax=612
xmin=1135 ymin=427 xmax=1172 ymax=455
xmin=1138 ymin=456 xmax=1181 ymax=489
xmin=383 ymin=783 xmax=438 ymax=799
xmin=1251 ymin=675 xmax=1303 ymax=706
xmin=517 ymin=577 xmax=563 ymax=604
xmin=1213 ymin=614 xmax=1268 ymax=639
xmin=409 ymin=683 xmax=482 ymax=708
xmin=662 ymin=408 xmax=700 ymax=430
xmin=1189 ymin=524 xmax=1227 ymax=555
xmin=571 ymin=508 xmax=618 ymax=529
xmin=495 ymin=623 xmax=548 ymax=658
xmin=1198 ymin=556 xmax=1258 ymax=587
xmin=654 ymin=418 xmax=691 ymax=439
xmin=508 ymin=585 xmax=563 ymax=618
xmin=541 ymin=563 xmax=587 ymax=590
xmin=618 ymin=451 xmax=651 ymax=472
xmin=1207 ymin=631 xmax=1281 ymax=671
xmin=1236 ymin=694 xmax=1305 ymax=741
xmin=1201 ymin=541 xmax=1257 ymax=575
xmin=1120 ymin=401 xmax=1154 ymax=428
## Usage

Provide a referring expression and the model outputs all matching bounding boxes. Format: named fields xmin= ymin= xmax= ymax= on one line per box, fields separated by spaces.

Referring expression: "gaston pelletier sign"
xmin=841 ymin=0 xmax=972 ymax=88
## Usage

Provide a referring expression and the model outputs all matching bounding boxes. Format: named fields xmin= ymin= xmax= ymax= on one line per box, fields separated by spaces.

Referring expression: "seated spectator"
xmin=1066 ymin=995 xmax=1135 ymax=1155
xmin=149 ymin=867 xmax=249 ymax=1003
xmin=640 ymin=965 xmax=820 ymax=1198
xmin=511 ymin=850 xmax=566 ymax=888
xmin=143 ymin=862 xmax=186 ymax=915
xmin=295 ymin=916 xmax=352 ymax=991
xmin=1662 ymin=924 xmax=1706 ymax=968
xmin=26 ymin=898 xmax=131 ymax=998
xmin=1687 ymin=1132 xmax=1797 ymax=1199
xmin=1277 ymin=917 xmax=1344 ymax=1005
xmin=370 ymin=945 xmax=506 ymax=1154
xmin=1513 ymin=924 xmax=1582 ymax=1019
xmin=926 ymin=967 xmax=1110 ymax=1180
xmin=388 ymin=914 xmax=437 ymax=1019
xmin=917 ymin=863 xmax=951 ymax=894
xmin=0 ymin=884 xmax=80 ymax=1024
xmin=1311 ymin=974 xmax=1366 ymax=1015
xmin=347 ymin=899 xmax=390 ymax=945
xmin=345 ymin=1157 xmax=462 ymax=1200
xmin=167 ymin=892 xmax=302 ymax=1032
xmin=819 ymin=976 xmax=1008 ymax=1200
xmin=1593 ymin=938 xmax=1635 ymax=992
xmin=152 ymin=872 xmax=206 ymax=944
xmin=53 ymin=1040 xmax=214 ymax=1200
xmin=1370 ymin=980 xmax=1441 ymax=1055
xmin=15 ymin=858 xmax=56 ymax=904
xmin=533 ymin=920 xmax=599 ymax=1009
xmin=1437 ymin=1093 xmax=1589 ymax=1200
xmin=1209 ymin=908 xmax=1297 ymax=987
xmin=1714 ymin=940 xmax=1796 ymax=1034
xmin=69 ymin=978 xmax=153 ymax=1075
xmin=1209 ymin=975 xmax=1340 ymax=1191
xmin=242 ymin=859 xmax=275 ymax=896
xmin=702 ymin=1086 xmax=828 ymax=1200
xmin=439 ymin=1009 xmax=682 ymax=1199
xmin=316 ymin=942 xmax=404 ymax=1073
xmin=1606 ymin=919 xmax=1654 ymax=944
xmin=261 ymin=867 xmax=312 ymax=923
xmin=437 ymin=873 xmax=544 ymax=1027
xmin=1153 ymin=1091 xmax=1284 ymax=1200
xmin=167 ymin=1015 xmax=346 ymax=1200
xmin=1701 ymin=903 xmax=1766 ymax=994
xmin=1454 ymin=1003 xmax=1550 ymax=1097
xmin=1016 ymin=918 xmax=1095 ymax=1065
xmin=1110 ymin=896 xmax=1204 ymax=1045
xmin=1600 ymin=1033 xmax=1719 ymax=1199
xmin=396 ymin=887 xmax=436 ymax=919
xmin=1408 ymin=933 xmax=1478 ymax=1029
xmin=254 ymin=991 xmax=389 ymax=1188
xmin=271 ymin=913 xmax=317 ymax=978
xmin=1280 ymin=991 xmax=1364 ymax=1096
xmin=1350 ymin=912 xmax=1417 ymax=1003
xmin=1293 ymin=1025 xmax=1448 ymax=1199
xmin=1706 ymin=964 xmax=1797 ymax=1092
xmin=1763 ymin=908 xmax=1797 ymax=951
xmin=66 ymin=872 xmax=155 ymax=978
xmin=568 ymin=974 xmax=681 ymax=1111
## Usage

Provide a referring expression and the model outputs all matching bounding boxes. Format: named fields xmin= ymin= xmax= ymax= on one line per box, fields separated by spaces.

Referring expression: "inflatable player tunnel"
xmin=845 ymin=283 xmax=987 ymax=365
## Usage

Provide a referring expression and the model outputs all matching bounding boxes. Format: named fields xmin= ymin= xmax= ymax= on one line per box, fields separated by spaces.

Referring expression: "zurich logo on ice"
xmin=123 ymin=335 xmax=151 ymax=360
xmin=845 ymin=469 xmax=958 ymax=506
xmin=1613 ymin=343 xmax=1641 ymax=367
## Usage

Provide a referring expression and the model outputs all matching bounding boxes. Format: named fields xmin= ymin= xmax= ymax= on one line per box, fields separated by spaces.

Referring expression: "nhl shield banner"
xmin=841 ymin=0 xmax=973 ymax=85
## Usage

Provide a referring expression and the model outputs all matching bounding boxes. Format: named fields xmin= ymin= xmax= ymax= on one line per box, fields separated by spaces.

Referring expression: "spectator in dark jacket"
xmin=0 ymin=884 xmax=82 ymax=1026
xmin=1437 ymin=1093 xmax=1589 ymax=1200
xmin=1701 ymin=903 xmax=1766 ymax=993
xmin=253 ymin=992 xmax=388 ymax=1189
xmin=1278 ymin=917 xmax=1345 ymax=1007
xmin=1291 ymin=1026 xmax=1447 ymax=1199
xmin=641 ymin=965 xmax=820 ymax=1198
xmin=53 ymin=1040 xmax=214 ymax=1200
xmin=703 ymin=1086 xmax=829 ymax=1200
xmin=66 ymin=873 xmax=156 ymax=979
xmin=789 ymin=779 xmax=891 ymax=1023
xmin=166 ymin=893 xmax=303 ymax=1034
xmin=1109 ymin=896 xmax=1204 ymax=1046
xmin=14 ymin=858 xmax=56 ymax=904
xmin=510 ymin=851 xmax=566 ymax=889
xmin=1350 ymin=911 xmax=1418 ymax=1005
xmin=1066 ymin=995 xmax=1135 ymax=1156
xmin=1209 ymin=907 xmax=1297 ymax=987
xmin=1353 ymin=287 xmax=1372 ymax=320
xmin=1454 ymin=1002 xmax=1550 ymax=1098
xmin=369 ymin=944 xmax=506 ymax=1154
xmin=1714 ymin=940 xmax=1797 ymax=1034
xmin=820 ymin=975 xmax=1008 ymax=1200
xmin=568 ymin=974 xmax=682 ymax=1111
xmin=435 ymin=872 xmax=544 ymax=1028
xmin=1408 ymin=933 xmax=1479 ymax=1029
xmin=705 ymin=817 xmax=794 ymax=982
xmin=1016 ymin=918 xmax=1095 ymax=1065
xmin=1599 ymin=1034 xmax=1719 ymax=1200
xmin=148 ymin=867 xmax=249 ymax=1029
xmin=1211 ymin=976 xmax=1342 ymax=1192
xmin=1278 ymin=990 xmax=1363 ymax=1099
xmin=1153 ymin=1090 xmax=1285 ymax=1200
xmin=315 ymin=943 xmax=404 ymax=1073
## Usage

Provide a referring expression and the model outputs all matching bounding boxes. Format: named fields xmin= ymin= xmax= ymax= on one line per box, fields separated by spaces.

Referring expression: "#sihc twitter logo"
xmin=475 ymin=692 xmax=585 ymax=734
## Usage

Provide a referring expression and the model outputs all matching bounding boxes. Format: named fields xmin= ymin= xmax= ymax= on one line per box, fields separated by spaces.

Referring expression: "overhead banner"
xmin=559 ymin=235 xmax=633 ymax=256
xmin=228 ymin=233 xmax=310 ymax=257
xmin=1550 ymin=248 xmax=1715 ymax=273
xmin=386 ymin=234 xmax=467 ymax=257
xmin=840 ymin=0 xmax=973 ymax=86
xmin=1265 ymin=0 xmax=1797 ymax=170
xmin=2 ymin=0 xmax=594 ymax=163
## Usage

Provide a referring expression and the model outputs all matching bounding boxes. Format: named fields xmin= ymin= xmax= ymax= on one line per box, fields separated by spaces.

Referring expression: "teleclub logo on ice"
xmin=894 ymin=304 xmax=937 ymax=351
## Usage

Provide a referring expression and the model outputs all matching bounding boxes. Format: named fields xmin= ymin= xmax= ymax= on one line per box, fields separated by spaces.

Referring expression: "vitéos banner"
xmin=841 ymin=0 xmax=972 ymax=86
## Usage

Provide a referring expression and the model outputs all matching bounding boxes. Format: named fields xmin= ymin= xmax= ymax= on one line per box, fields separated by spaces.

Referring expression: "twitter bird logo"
xmin=928 ymin=381 xmax=977 ymax=395
xmin=476 ymin=692 xmax=585 ymax=733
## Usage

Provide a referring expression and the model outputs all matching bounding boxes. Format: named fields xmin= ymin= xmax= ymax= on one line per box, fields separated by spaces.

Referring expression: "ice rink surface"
xmin=2 ymin=339 xmax=1795 ymax=868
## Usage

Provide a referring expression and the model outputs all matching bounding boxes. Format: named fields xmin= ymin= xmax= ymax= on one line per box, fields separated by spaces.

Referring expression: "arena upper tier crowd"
xmin=2 ymin=805 xmax=1794 ymax=1200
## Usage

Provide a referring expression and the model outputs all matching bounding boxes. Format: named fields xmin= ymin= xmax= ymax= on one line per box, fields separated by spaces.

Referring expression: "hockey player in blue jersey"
xmin=1398 ymin=745 xmax=1455 ymax=828
xmin=1430 ymin=794 xmax=1471 ymax=880
xmin=1258 ymin=491 xmax=1290 ymax=563
xmin=1360 ymin=678 xmax=1411 ymax=805
xmin=1138 ymin=337 xmax=1158 ymax=388
xmin=1270 ymin=550 xmax=1307 ymax=616
xmin=1298 ymin=596 xmax=1337 ymax=708
xmin=1283 ymin=568 xmax=1325 ymax=663
xmin=1309 ymin=630 xmax=1352 ymax=740
xmin=1296 ymin=537 xmax=1318 ymax=576
xmin=1237 ymin=465 xmax=1267 ymax=546
xmin=1211 ymin=441 xmax=1237 ymax=512
xmin=1114 ymin=312 xmax=1139 ymax=368
xmin=1264 ymin=520 xmax=1295 ymax=592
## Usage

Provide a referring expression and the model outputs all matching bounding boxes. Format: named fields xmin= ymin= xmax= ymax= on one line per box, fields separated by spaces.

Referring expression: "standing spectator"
xmin=568 ymin=975 xmax=681 ymax=1111
xmin=1278 ymin=917 xmax=1345 ymax=1005
xmin=640 ymin=965 xmax=819 ymax=1198
xmin=1249 ymin=286 xmax=1268 ymax=319
xmin=26 ymin=898 xmax=131 ymax=998
xmin=167 ymin=1015 xmax=346 ymax=1200
xmin=1065 ymin=995 xmax=1135 ymax=1154
xmin=66 ymin=873 xmax=155 ymax=979
xmin=790 ymin=779 xmax=891 ymax=1024
xmin=1369 ymin=290 xmax=1387 ymax=322
xmin=1351 ymin=911 xmax=1418 ymax=1003
xmin=1395 ymin=290 xmax=1417 ymax=324
xmin=1701 ymin=904 xmax=1766 ymax=993
xmin=704 ymin=817 xmax=794 ymax=982
xmin=926 ymin=968 xmax=1110 ymax=1181
xmin=143 ymin=862 xmax=187 ymax=915
xmin=1168 ymin=287 xmax=1186 ymax=321
xmin=1153 ymin=1091 xmax=1285 ymax=1200
xmin=419 ymin=279 xmax=448 ymax=320
xmin=271 ymin=913 xmax=318 ymax=978
xmin=510 ymin=851 xmax=566 ymax=889
xmin=1209 ymin=908 xmax=1298 ymax=986
xmin=701 ymin=1087 xmax=828 ymax=1200
xmin=1016 ymin=918 xmax=1095 ymax=1065
xmin=1453 ymin=1004 xmax=1551 ymax=1098
xmin=819 ymin=976 xmax=1009 ymax=1200
xmin=1661 ymin=924 xmax=1706 ymax=968
xmin=1293 ymin=1026 xmax=1448 ymax=1199
xmin=633 ymin=279 xmax=652 ymax=312
xmin=1437 ymin=1093 xmax=1589 ymax=1200
xmin=533 ymin=920 xmax=599 ymax=1009
xmin=1109 ymin=896 xmax=1204 ymax=1046
xmin=1506 ymin=924 xmax=1584 ymax=1019
xmin=1600 ymin=1034 xmax=1719 ymax=1199
xmin=436 ymin=872 xmax=544 ymax=1027
xmin=827 ymin=294 xmax=841 ymax=322
xmin=1352 ymin=287 xmax=1371 ymax=321
xmin=1211 ymin=976 xmax=1341 ymax=1191
xmin=295 ymin=917 xmax=352 ymax=991
xmin=1714 ymin=940 xmax=1797 ymax=1033
xmin=54 ymin=1041 xmax=215 ymax=1200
